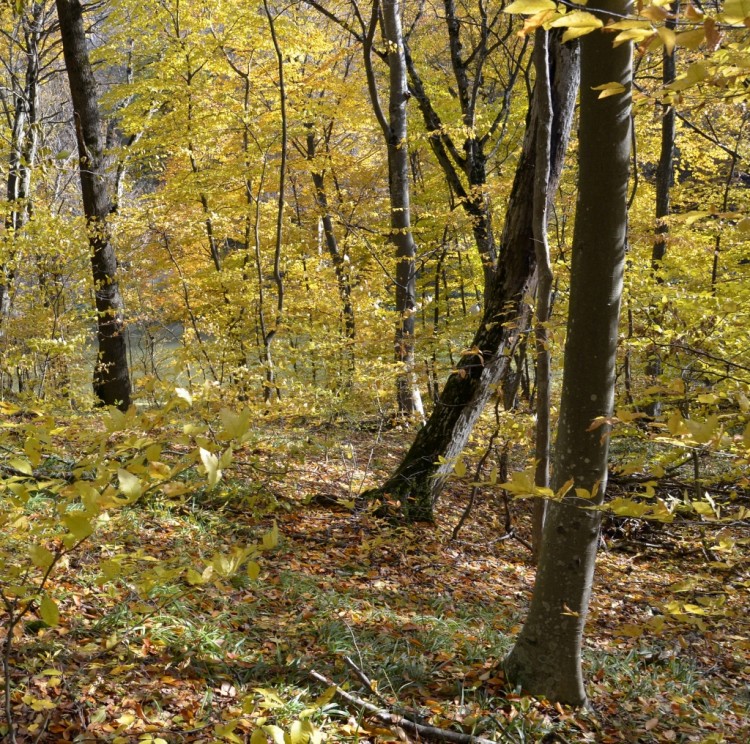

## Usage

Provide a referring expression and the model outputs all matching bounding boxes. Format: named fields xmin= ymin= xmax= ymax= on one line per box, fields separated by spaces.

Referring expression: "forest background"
xmin=0 ymin=0 xmax=748 ymax=741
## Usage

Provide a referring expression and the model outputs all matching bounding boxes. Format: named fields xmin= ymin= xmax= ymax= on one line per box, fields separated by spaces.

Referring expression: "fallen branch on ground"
xmin=308 ymin=668 xmax=501 ymax=744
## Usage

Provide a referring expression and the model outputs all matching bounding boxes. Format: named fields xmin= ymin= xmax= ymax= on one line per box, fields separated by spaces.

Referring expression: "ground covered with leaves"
xmin=2 ymin=410 xmax=749 ymax=743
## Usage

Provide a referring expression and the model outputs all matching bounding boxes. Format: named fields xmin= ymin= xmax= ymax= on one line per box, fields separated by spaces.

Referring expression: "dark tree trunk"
xmin=504 ymin=1 xmax=632 ymax=706
xmin=364 ymin=32 xmax=579 ymax=521
xmin=306 ymin=130 xmax=356 ymax=357
xmin=646 ymin=2 xmax=678 ymax=418
xmin=56 ymin=0 xmax=132 ymax=409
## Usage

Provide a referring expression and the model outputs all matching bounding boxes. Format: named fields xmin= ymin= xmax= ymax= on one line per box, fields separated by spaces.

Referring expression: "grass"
xmin=1 ymin=413 xmax=748 ymax=743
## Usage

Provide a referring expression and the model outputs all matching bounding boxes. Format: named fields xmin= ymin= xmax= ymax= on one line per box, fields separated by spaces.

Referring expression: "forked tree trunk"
xmin=362 ymin=32 xmax=579 ymax=521
xmin=56 ymin=0 xmax=132 ymax=409
xmin=504 ymin=1 xmax=632 ymax=706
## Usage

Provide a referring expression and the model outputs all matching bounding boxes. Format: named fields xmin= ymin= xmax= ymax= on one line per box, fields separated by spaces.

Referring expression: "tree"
xmin=360 ymin=0 xmax=423 ymax=417
xmin=56 ymin=0 xmax=132 ymax=409
xmin=504 ymin=0 xmax=633 ymax=706
xmin=364 ymin=27 xmax=579 ymax=520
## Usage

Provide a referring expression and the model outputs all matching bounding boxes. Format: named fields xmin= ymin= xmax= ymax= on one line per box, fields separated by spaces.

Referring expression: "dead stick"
xmin=308 ymin=669 xmax=502 ymax=744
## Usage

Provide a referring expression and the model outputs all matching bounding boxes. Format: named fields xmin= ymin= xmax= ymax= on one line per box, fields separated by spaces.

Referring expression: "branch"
xmin=308 ymin=669 xmax=500 ymax=744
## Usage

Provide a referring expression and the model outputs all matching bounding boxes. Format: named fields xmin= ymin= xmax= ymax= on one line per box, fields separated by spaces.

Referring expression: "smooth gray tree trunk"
xmin=56 ymin=0 xmax=132 ymax=409
xmin=504 ymin=0 xmax=632 ymax=706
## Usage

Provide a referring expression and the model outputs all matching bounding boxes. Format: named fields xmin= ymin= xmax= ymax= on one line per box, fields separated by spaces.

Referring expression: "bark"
xmin=504 ymin=2 xmax=632 ymax=706
xmin=363 ymin=0 xmax=423 ymax=417
xmin=530 ymin=28 xmax=554 ymax=563
xmin=0 ymin=3 xmax=44 ymax=321
xmin=306 ymin=129 xmax=356 ymax=353
xmin=381 ymin=0 xmax=423 ymax=418
xmin=56 ymin=0 xmax=132 ymax=409
xmin=646 ymin=1 xmax=678 ymax=418
xmin=364 ymin=32 xmax=579 ymax=522
xmin=262 ymin=0 xmax=287 ymax=402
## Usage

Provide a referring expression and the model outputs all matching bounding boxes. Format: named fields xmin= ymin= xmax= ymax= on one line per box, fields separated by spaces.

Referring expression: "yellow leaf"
xmin=262 ymin=724 xmax=287 ymax=744
xmin=175 ymin=387 xmax=193 ymax=405
xmin=220 ymin=407 xmax=252 ymax=440
xmin=117 ymin=469 xmax=143 ymax=503
xmin=9 ymin=457 xmax=33 ymax=475
xmin=503 ymin=0 xmax=556 ymax=13
xmin=592 ymin=81 xmax=627 ymax=98
xmin=29 ymin=544 xmax=55 ymax=569
xmin=675 ymin=28 xmax=705 ymax=50
xmin=657 ymin=26 xmax=676 ymax=54
xmin=247 ymin=561 xmax=261 ymax=580
xmin=550 ymin=11 xmax=603 ymax=42
xmin=63 ymin=513 xmax=93 ymax=541
xmin=641 ymin=5 xmax=668 ymax=21
xmin=39 ymin=595 xmax=59 ymax=627
xmin=262 ymin=522 xmax=279 ymax=550
xmin=723 ymin=0 xmax=750 ymax=23
xmin=199 ymin=447 xmax=221 ymax=488
xmin=251 ymin=730 xmax=268 ymax=744
xmin=453 ymin=457 xmax=467 ymax=478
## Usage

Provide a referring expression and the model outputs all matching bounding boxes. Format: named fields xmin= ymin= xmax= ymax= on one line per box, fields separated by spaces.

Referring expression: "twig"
xmin=308 ymin=669 xmax=503 ymax=744
xmin=343 ymin=656 xmax=392 ymax=708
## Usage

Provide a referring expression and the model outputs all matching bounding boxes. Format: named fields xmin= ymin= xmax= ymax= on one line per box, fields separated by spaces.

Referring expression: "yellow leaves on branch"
xmin=503 ymin=1 xmax=723 ymax=57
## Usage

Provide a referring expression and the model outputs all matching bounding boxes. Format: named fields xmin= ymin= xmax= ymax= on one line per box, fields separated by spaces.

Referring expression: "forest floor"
xmin=3 ymin=414 xmax=749 ymax=743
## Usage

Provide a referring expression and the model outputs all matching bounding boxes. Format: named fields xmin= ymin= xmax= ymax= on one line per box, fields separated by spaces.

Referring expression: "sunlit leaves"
xmin=550 ymin=11 xmax=603 ymax=43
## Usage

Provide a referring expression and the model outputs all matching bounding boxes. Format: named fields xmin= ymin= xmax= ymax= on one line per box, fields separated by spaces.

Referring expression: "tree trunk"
xmin=504 ymin=3 xmax=632 ymax=706
xmin=306 ymin=130 xmax=356 ymax=370
xmin=0 ymin=3 xmax=44 ymax=322
xmin=646 ymin=1 xmax=678 ymax=418
xmin=530 ymin=28 xmax=554 ymax=563
xmin=363 ymin=32 xmax=579 ymax=521
xmin=56 ymin=0 xmax=132 ymax=410
xmin=380 ymin=0 xmax=423 ymax=418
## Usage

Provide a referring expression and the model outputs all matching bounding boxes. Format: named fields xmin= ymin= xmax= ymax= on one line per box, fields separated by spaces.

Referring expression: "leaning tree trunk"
xmin=504 ymin=1 xmax=632 ymax=706
xmin=56 ymin=0 xmax=132 ymax=409
xmin=363 ymin=32 xmax=579 ymax=521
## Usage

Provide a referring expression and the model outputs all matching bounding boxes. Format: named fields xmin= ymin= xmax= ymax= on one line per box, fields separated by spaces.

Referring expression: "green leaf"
xmin=251 ymin=731 xmax=268 ymax=744
xmin=39 ymin=595 xmax=59 ymax=627
xmin=117 ymin=469 xmax=143 ymax=503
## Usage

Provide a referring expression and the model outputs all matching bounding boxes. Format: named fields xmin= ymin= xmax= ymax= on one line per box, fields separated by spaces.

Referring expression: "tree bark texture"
xmin=381 ymin=0 xmax=423 ymax=418
xmin=531 ymin=28 xmax=554 ymax=562
xmin=306 ymin=130 xmax=356 ymax=350
xmin=365 ymin=32 xmax=579 ymax=521
xmin=0 ymin=3 xmax=44 ymax=321
xmin=56 ymin=0 xmax=132 ymax=409
xmin=505 ymin=4 xmax=632 ymax=706
xmin=647 ymin=1 xmax=678 ymax=418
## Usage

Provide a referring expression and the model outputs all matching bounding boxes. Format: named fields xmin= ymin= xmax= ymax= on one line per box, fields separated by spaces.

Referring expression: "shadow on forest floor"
xmin=4 ymin=417 xmax=749 ymax=743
